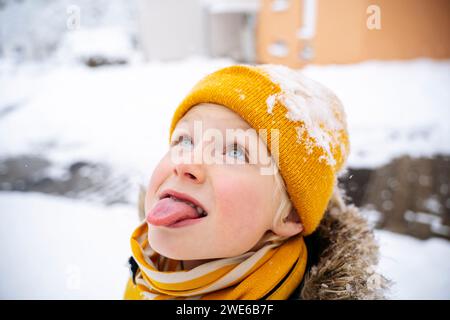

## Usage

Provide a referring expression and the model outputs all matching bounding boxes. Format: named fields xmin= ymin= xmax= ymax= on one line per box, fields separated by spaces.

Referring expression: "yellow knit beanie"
xmin=169 ymin=64 xmax=350 ymax=236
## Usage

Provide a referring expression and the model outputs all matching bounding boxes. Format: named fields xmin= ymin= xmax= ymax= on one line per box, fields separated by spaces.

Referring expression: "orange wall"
xmin=256 ymin=0 xmax=450 ymax=67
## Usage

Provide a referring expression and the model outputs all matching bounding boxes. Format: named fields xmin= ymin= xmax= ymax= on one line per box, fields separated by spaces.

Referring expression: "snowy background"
xmin=0 ymin=0 xmax=449 ymax=299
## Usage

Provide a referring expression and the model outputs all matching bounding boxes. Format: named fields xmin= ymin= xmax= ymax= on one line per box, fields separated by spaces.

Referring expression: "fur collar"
xmin=295 ymin=192 xmax=391 ymax=300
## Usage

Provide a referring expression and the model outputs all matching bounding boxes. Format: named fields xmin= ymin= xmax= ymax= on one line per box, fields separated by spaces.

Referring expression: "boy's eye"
xmin=225 ymin=143 xmax=248 ymax=162
xmin=172 ymin=135 xmax=193 ymax=148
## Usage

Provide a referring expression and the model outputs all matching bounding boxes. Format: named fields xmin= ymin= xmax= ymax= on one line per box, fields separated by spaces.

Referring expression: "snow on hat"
xmin=169 ymin=64 xmax=350 ymax=235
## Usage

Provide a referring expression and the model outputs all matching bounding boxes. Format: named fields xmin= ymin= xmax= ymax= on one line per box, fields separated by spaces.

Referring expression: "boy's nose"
xmin=173 ymin=163 xmax=205 ymax=184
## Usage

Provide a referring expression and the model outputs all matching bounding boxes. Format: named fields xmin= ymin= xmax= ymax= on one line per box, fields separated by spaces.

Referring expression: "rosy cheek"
xmin=146 ymin=154 xmax=172 ymax=211
xmin=214 ymin=176 xmax=263 ymax=232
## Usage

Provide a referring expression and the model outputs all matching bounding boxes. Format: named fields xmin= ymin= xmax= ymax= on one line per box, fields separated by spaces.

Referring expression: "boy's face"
xmin=145 ymin=103 xmax=301 ymax=261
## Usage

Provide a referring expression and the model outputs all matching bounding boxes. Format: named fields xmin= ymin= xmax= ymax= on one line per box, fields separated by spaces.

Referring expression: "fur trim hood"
xmin=294 ymin=190 xmax=391 ymax=300
xmin=136 ymin=187 xmax=390 ymax=300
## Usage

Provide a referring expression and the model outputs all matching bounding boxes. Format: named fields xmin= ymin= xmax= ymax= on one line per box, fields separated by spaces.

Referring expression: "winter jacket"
xmin=289 ymin=195 xmax=390 ymax=299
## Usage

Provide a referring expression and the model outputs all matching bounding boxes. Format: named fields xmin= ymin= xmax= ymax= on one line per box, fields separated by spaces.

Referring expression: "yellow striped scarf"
xmin=124 ymin=222 xmax=308 ymax=300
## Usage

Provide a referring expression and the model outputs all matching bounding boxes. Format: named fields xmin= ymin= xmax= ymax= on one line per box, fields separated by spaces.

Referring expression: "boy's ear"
xmin=272 ymin=209 xmax=303 ymax=238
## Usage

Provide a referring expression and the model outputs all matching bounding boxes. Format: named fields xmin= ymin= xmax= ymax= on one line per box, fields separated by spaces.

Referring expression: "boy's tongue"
xmin=146 ymin=197 xmax=199 ymax=226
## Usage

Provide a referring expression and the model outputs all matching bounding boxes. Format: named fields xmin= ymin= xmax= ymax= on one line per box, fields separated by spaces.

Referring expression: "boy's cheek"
xmin=149 ymin=161 xmax=169 ymax=188
xmin=213 ymin=177 xmax=264 ymax=225
xmin=146 ymin=156 xmax=172 ymax=208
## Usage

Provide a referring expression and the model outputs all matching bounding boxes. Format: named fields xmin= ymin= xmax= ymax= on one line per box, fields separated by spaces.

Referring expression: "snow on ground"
xmin=0 ymin=192 xmax=139 ymax=299
xmin=0 ymin=191 xmax=449 ymax=299
xmin=302 ymin=59 xmax=450 ymax=168
xmin=376 ymin=229 xmax=450 ymax=299
xmin=1 ymin=58 xmax=449 ymax=180
xmin=1 ymin=17 xmax=450 ymax=299
xmin=1 ymin=57 xmax=449 ymax=299
xmin=1 ymin=0 xmax=448 ymax=302
xmin=0 ymin=0 xmax=138 ymax=62
xmin=0 ymin=57 xmax=234 ymax=181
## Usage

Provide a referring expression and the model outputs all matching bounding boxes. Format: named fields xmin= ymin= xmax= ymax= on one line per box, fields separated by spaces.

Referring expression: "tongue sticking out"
xmin=146 ymin=197 xmax=201 ymax=226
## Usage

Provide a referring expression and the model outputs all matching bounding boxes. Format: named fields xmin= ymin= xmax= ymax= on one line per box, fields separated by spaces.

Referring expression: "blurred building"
xmin=137 ymin=0 xmax=450 ymax=66
xmin=257 ymin=0 xmax=450 ymax=67
xmin=137 ymin=0 xmax=259 ymax=62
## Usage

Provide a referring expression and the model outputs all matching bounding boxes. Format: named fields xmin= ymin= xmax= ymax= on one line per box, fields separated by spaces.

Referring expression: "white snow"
xmin=266 ymin=94 xmax=276 ymax=114
xmin=0 ymin=10 xmax=449 ymax=300
xmin=1 ymin=58 xmax=449 ymax=177
xmin=0 ymin=0 xmax=137 ymax=62
xmin=423 ymin=195 xmax=443 ymax=215
xmin=0 ymin=57 xmax=234 ymax=182
xmin=302 ymin=59 xmax=450 ymax=168
xmin=0 ymin=192 xmax=139 ymax=299
xmin=55 ymin=27 xmax=136 ymax=64
xmin=375 ymin=229 xmax=450 ymax=300
xmin=0 ymin=191 xmax=448 ymax=299
xmin=262 ymin=64 xmax=347 ymax=168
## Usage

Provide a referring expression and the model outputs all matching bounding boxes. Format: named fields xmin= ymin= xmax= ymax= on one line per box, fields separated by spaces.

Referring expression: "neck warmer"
xmin=124 ymin=222 xmax=307 ymax=300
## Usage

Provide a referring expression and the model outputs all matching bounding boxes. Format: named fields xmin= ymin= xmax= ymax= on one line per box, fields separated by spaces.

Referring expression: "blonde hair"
xmin=264 ymin=158 xmax=348 ymax=242
xmin=249 ymin=161 xmax=296 ymax=248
